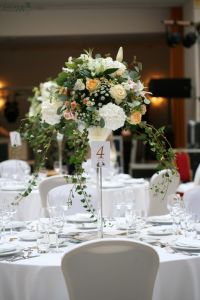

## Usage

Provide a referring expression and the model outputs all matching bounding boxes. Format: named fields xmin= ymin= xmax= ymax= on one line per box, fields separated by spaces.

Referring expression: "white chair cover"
xmin=148 ymin=169 xmax=180 ymax=216
xmin=47 ymin=184 xmax=97 ymax=215
xmin=61 ymin=238 xmax=159 ymax=300
xmin=194 ymin=164 xmax=200 ymax=185
xmin=183 ymin=185 xmax=200 ymax=216
xmin=0 ymin=159 xmax=30 ymax=181
xmin=38 ymin=175 xmax=71 ymax=207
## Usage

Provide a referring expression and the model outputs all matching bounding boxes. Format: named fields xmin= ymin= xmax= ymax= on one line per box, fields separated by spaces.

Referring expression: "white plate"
xmin=5 ymin=221 xmax=26 ymax=230
xmin=102 ymin=182 xmax=125 ymax=189
xmin=0 ymin=246 xmax=23 ymax=257
xmin=139 ymin=235 xmax=160 ymax=244
xmin=123 ymin=178 xmax=145 ymax=184
xmin=0 ymin=244 xmax=16 ymax=253
xmin=147 ymin=226 xmax=173 ymax=236
xmin=1 ymin=185 xmax=25 ymax=191
xmin=19 ymin=232 xmax=42 ymax=241
xmin=76 ymin=223 xmax=97 ymax=230
xmin=66 ymin=214 xmax=96 ymax=224
xmin=171 ymin=238 xmax=200 ymax=251
xmin=148 ymin=215 xmax=173 ymax=225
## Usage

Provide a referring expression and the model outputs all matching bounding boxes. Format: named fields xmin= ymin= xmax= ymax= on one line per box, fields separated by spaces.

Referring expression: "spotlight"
xmin=196 ymin=23 xmax=200 ymax=34
xmin=182 ymin=32 xmax=197 ymax=48
xmin=166 ymin=31 xmax=182 ymax=47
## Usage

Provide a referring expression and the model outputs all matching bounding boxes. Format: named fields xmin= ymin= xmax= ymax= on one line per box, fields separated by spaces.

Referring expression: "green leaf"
xmin=103 ymin=68 xmax=118 ymax=75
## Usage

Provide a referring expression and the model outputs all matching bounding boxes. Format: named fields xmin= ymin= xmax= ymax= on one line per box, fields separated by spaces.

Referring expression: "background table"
xmin=0 ymin=179 xmax=150 ymax=221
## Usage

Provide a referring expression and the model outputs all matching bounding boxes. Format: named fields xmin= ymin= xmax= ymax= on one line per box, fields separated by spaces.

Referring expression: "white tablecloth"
xmin=0 ymin=241 xmax=200 ymax=300
xmin=0 ymin=179 xmax=149 ymax=221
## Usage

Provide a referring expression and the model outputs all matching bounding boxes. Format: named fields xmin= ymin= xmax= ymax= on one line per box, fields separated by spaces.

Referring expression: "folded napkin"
xmin=0 ymin=244 xmax=16 ymax=253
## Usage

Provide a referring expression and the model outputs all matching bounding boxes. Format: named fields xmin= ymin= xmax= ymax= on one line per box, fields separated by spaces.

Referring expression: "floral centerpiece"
xmin=18 ymin=47 xmax=176 ymax=216
xmin=55 ymin=47 xmax=150 ymax=135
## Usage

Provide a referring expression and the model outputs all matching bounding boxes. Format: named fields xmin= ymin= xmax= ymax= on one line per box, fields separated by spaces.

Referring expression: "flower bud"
xmin=116 ymin=47 xmax=123 ymax=62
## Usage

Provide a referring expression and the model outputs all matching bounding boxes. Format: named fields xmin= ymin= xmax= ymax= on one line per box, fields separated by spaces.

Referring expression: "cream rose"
xmin=110 ymin=84 xmax=127 ymax=105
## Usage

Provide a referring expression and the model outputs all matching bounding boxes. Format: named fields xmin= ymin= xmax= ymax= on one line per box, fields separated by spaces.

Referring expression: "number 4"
xmin=96 ymin=146 xmax=104 ymax=159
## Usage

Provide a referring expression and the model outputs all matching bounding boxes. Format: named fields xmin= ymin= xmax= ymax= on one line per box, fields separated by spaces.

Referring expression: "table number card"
xmin=9 ymin=131 xmax=22 ymax=147
xmin=91 ymin=141 xmax=110 ymax=168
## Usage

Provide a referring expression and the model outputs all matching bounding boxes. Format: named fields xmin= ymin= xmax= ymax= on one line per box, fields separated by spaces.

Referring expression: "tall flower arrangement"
xmin=18 ymin=47 xmax=176 ymax=214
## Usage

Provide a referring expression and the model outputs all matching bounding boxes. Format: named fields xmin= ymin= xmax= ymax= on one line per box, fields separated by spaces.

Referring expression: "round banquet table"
xmin=0 ymin=178 xmax=150 ymax=221
xmin=0 ymin=239 xmax=200 ymax=300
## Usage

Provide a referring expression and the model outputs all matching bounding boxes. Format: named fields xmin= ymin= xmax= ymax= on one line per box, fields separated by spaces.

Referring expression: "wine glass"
xmin=47 ymin=206 xmax=65 ymax=252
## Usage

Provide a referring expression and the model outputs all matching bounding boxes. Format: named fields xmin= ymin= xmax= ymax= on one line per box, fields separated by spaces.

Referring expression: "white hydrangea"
xmin=41 ymin=99 xmax=62 ymax=125
xmin=99 ymin=102 xmax=126 ymax=131
xmin=40 ymin=81 xmax=58 ymax=100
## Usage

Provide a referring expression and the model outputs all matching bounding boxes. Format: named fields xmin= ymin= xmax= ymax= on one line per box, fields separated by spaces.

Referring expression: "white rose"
xmin=74 ymin=79 xmax=85 ymax=91
xmin=41 ymin=99 xmax=62 ymax=125
xmin=110 ymin=84 xmax=127 ymax=104
xmin=99 ymin=103 xmax=126 ymax=131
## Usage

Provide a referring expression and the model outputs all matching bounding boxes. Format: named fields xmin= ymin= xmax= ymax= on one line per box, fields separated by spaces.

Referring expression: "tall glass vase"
xmin=87 ymin=126 xmax=111 ymax=238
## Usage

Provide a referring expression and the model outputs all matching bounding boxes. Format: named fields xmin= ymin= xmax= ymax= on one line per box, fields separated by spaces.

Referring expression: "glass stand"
xmin=96 ymin=161 xmax=104 ymax=238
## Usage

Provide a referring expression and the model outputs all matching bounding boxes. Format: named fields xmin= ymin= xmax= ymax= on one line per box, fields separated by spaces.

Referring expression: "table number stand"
xmin=56 ymin=133 xmax=64 ymax=175
xmin=91 ymin=141 xmax=110 ymax=239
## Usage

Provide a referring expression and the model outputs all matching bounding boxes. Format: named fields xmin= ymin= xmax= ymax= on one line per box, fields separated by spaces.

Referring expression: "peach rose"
xmin=129 ymin=111 xmax=142 ymax=125
xmin=86 ymin=79 xmax=100 ymax=93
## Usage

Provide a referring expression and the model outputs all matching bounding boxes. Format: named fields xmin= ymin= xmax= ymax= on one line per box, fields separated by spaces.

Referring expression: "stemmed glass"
xmin=47 ymin=206 xmax=65 ymax=252
xmin=167 ymin=194 xmax=182 ymax=235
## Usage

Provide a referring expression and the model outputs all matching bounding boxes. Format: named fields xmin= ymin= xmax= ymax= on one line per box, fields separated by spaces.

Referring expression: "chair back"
xmin=183 ymin=185 xmax=200 ymax=216
xmin=38 ymin=175 xmax=71 ymax=207
xmin=61 ymin=238 xmax=159 ymax=300
xmin=0 ymin=159 xmax=30 ymax=180
xmin=47 ymin=184 xmax=97 ymax=215
xmin=148 ymin=169 xmax=180 ymax=216
xmin=194 ymin=164 xmax=200 ymax=185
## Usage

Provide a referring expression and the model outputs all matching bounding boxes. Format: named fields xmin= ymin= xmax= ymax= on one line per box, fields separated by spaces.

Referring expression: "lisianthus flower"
xmin=63 ymin=109 xmax=76 ymax=120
